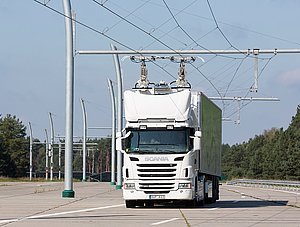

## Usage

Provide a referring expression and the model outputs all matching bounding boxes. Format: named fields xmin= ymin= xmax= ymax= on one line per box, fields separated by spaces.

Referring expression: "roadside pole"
xmin=28 ymin=122 xmax=33 ymax=181
xmin=107 ymin=79 xmax=116 ymax=185
xmin=80 ymin=98 xmax=87 ymax=182
xmin=110 ymin=44 xmax=123 ymax=190
xmin=62 ymin=0 xmax=75 ymax=198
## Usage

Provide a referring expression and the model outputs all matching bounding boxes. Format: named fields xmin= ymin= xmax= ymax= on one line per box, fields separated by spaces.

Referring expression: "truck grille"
xmin=136 ymin=163 xmax=177 ymax=193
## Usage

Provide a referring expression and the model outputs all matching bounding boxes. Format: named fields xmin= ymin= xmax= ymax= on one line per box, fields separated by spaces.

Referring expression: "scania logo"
xmin=145 ymin=157 xmax=169 ymax=162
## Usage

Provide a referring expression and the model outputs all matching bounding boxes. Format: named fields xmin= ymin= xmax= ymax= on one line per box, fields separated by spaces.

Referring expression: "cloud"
xmin=278 ymin=68 xmax=300 ymax=88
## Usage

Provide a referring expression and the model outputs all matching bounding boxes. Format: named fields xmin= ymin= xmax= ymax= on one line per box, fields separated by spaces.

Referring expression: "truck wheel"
xmin=145 ymin=201 xmax=154 ymax=207
xmin=185 ymin=199 xmax=197 ymax=208
xmin=215 ymin=177 xmax=220 ymax=200
xmin=135 ymin=201 xmax=144 ymax=207
xmin=125 ymin=200 xmax=136 ymax=208
xmin=197 ymin=199 xmax=204 ymax=206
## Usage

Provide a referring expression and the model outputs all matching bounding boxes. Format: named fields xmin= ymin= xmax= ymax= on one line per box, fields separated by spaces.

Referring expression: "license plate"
xmin=149 ymin=195 xmax=165 ymax=200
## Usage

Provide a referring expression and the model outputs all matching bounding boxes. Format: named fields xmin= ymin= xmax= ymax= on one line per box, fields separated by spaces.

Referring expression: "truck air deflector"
xmin=124 ymin=89 xmax=191 ymax=122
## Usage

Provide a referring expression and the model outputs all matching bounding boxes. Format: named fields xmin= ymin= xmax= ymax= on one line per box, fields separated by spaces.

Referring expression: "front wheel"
xmin=144 ymin=201 xmax=154 ymax=207
xmin=125 ymin=200 xmax=136 ymax=208
xmin=185 ymin=199 xmax=197 ymax=208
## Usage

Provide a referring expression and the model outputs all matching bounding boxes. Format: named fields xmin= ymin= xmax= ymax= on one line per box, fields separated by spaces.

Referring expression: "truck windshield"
xmin=125 ymin=128 xmax=189 ymax=154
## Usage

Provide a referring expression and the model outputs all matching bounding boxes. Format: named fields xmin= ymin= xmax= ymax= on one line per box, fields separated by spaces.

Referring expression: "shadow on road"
xmin=213 ymin=199 xmax=288 ymax=208
xmin=132 ymin=199 xmax=288 ymax=209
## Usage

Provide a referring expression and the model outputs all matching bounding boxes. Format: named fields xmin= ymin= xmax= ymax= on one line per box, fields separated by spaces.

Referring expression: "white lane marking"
xmin=0 ymin=204 xmax=125 ymax=224
xmin=184 ymin=207 xmax=219 ymax=211
xmin=0 ymin=219 xmax=18 ymax=224
xmin=225 ymin=185 xmax=300 ymax=195
xmin=26 ymin=204 xmax=125 ymax=220
xmin=151 ymin=218 xmax=180 ymax=226
xmin=207 ymin=207 xmax=218 ymax=211
xmin=267 ymin=188 xmax=300 ymax=195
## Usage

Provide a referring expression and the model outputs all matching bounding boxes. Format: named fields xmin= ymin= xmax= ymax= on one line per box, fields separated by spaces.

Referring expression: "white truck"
xmin=117 ymin=57 xmax=222 ymax=208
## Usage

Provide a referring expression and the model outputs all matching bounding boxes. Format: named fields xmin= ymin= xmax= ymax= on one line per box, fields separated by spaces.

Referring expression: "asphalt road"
xmin=0 ymin=181 xmax=299 ymax=227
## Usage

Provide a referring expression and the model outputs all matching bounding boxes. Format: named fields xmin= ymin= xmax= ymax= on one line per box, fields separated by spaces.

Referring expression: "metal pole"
xmin=209 ymin=96 xmax=280 ymax=124
xmin=28 ymin=122 xmax=33 ymax=181
xmin=80 ymin=98 xmax=87 ymax=181
xmin=92 ymin=149 xmax=95 ymax=174
xmin=62 ymin=0 xmax=75 ymax=198
xmin=236 ymin=98 xmax=241 ymax=125
xmin=49 ymin=112 xmax=54 ymax=181
xmin=59 ymin=140 xmax=62 ymax=180
xmin=209 ymin=97 xmax=280 ymax=101
xmin=107 ymin=79 xmax=116 ymax=185
xmin=110 ymin=44 xmax=123 ymax=190
xmin=45 ymin=129 xmax=49 ymax=180
xmin=77 ymin=48 xmax=300 ymax=55
xmin=251 ymin=49 xmax=259 ymax=92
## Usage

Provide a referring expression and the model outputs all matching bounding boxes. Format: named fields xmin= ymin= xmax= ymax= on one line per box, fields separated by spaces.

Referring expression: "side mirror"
xmin=116 ymin=131 xmax=131 ymax=152
xmin=194 ymin=131 xmax=202 ymax=138
xmin=193 ymin=131 xmax=201 ymax=151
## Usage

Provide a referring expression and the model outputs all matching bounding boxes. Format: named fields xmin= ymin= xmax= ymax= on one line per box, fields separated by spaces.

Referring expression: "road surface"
xmin=0 ymin=182 xmax=299 ymax=226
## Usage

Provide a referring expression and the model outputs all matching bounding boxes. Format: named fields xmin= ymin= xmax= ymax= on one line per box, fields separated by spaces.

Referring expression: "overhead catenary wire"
xmin=88 ymin=0 xmax=285 ymax=118
xmin=161 ymin=0 xmax=245 ymax=61
xmin=91 ymin=0 xmax=179 ymax=52
xmin=206 ymin=0 xmax=236 ymax=50
xmin=143 ymin=0 xmax=300 ymax=47
xmin=224 ymin=54 xmax=277 ymax=121
xmin=108 ymin=0 xmax=189 ymax=48
xmin=224 ymin=56 xmax=248 ymax=96
xmin=34 ymin=0 xmax=290 ymax=124
xmin=101 ymin=0 xmax=151 ymax=34
xmin=161 ymin=0 xmax=233 ymax=106
xmin=34 ymin=0 xmax=142 ymax=56
xmin=90 ymin=0 xmax=226 ymax=96
xmin=33 ymin=0 xmax=176 ymax=81
xmin=240 ymin=54 xmax=276 ymax=106
xmin=162 ymin=0 xmax=200 ymax=48
xmin=108 ymin=1 xmax=228 ymax=99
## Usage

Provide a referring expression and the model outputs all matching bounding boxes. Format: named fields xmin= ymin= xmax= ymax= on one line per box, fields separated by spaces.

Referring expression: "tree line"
xmin=1 ymin=105 xmax=299 ymax=180
xmin=0 ymin=114 xmax=111 ymax=179
xmin=222 ymin=105 xmax=300 ymax=181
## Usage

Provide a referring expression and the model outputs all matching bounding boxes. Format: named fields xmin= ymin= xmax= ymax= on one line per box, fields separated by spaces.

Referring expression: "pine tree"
xmin=0 ymin=114 xmax=28 ymax=177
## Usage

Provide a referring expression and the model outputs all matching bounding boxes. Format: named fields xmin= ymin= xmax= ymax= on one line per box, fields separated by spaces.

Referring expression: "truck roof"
xmin=124 ymin=89 xmax=191 ymax=123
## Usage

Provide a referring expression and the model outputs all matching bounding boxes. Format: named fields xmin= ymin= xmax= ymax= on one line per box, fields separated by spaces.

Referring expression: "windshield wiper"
xmin=157 ymin=150 xmax=175 ymax=153
xmin=129 ymin=149 xmax=155 ymax=154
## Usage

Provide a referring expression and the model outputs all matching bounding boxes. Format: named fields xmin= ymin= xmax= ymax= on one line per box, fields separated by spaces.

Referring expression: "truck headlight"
xmin=178 ymin=183 xmax=191 ymax=189
xmin=124 ymin=183 xmax=135 ymax=189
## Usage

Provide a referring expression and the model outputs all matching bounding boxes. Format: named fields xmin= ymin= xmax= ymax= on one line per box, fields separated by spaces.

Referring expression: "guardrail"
xmin=227 ymin=179 xmax=300 ymax=192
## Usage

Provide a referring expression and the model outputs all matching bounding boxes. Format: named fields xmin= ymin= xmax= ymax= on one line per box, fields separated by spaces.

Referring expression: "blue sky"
xmin=1 ymin=0 xmax=300 ymax=145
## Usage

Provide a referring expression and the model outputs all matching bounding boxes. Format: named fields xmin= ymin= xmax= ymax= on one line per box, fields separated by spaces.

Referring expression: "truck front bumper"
xmin=123 ymin=188 xmax=193 ymax=201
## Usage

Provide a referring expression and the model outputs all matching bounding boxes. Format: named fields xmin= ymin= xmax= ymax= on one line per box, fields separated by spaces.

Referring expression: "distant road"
xmin=0 ymin=182 xmax=299 ymax=226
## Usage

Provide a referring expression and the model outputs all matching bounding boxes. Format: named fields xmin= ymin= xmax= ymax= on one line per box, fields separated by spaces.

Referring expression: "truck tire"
xmin=135 ymin=201 xmax=144 ymax=207
xmin=125 ymin=200 xmax=136 ymax=208
xmin=145 ymin=201 xmax=154 ymax=207
xmin=205 ymin=176 xmax=217 ymax=204
xmin=185 ymin=198 xmax=204 ymax=207
xmin=215 ymin=177 xmax=220 ymax=200
xmin=197 ymin=199 xmax=204 ymax=206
